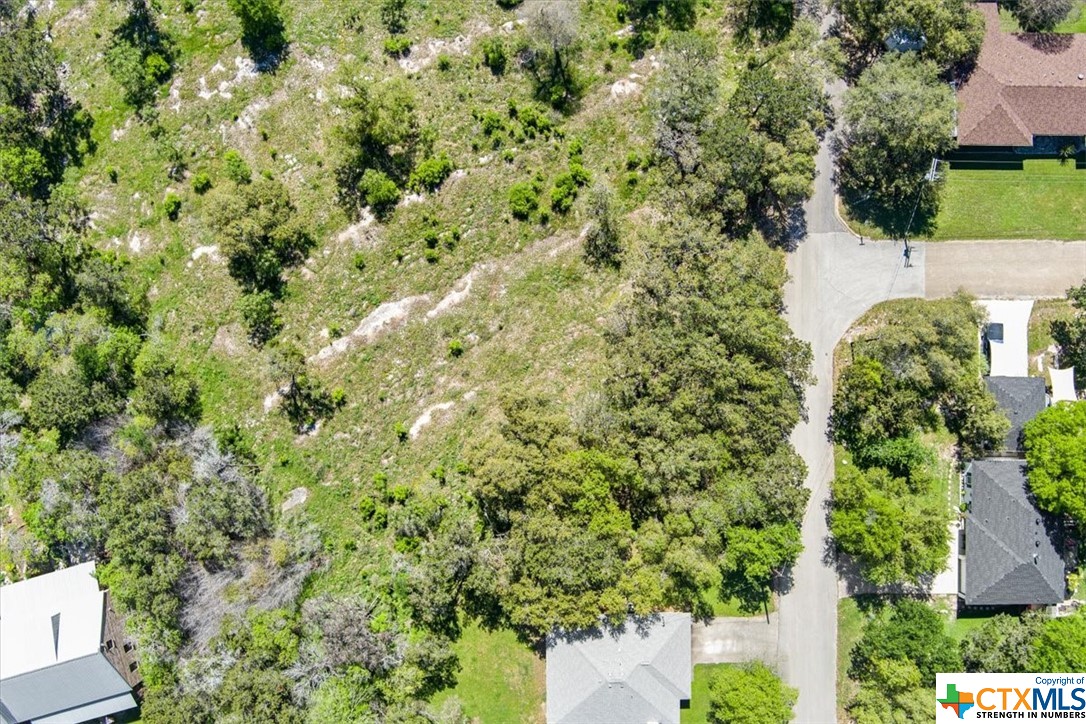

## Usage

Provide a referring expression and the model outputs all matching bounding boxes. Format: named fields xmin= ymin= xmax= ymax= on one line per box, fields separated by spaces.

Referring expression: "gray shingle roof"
xmin=546 ymin=613 xmax=692 ymax=724
xmin=963 ymin=459 xmax=1065 ymax=606
xmin=986 ymin=376 xmax=1046 ymax=453
xmin=0 ymin=653 xmax=134 ymax=723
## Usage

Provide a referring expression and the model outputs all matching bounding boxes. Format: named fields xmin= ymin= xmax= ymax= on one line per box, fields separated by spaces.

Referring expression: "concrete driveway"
xmin=925 ymin=240 xmax=1086 ymax=298
xmin=692 ymin=615 xmax=779 ymax=666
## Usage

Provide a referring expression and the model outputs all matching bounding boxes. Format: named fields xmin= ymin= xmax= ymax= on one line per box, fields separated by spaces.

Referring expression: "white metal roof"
xmin=978 ymin=299 xmax=1033 ymax=378
xmin=1051 ymin=367 xmax=1077 ymax=403
xmin=0 ymin=562 xmax=105 ymax=679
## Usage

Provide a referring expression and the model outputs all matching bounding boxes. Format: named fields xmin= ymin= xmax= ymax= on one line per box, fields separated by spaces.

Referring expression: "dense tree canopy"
xmin=960 ymin=613 xmax=1043 ymax=673
xmin=1028 ymin=609 xmax=1086 ymax=671
xmin=834 ymin=0 xmax=984 ymax=73
xmin=836 ymin=53 xmax=957 ymax=236
xmin=830 ymin=464 xmax=949 ymax=586
xmin=1024 ymin=401 xmax=1086 ymax=529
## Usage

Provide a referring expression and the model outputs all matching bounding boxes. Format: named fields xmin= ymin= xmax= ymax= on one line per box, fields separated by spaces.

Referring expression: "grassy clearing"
xmin=681 ymin=664 xmax=732 ymax=724
xmin=842 ymin=160 xmax=1086 ymax=241
xmin=431 ymin=623 xmax=545 ymax=724
xmin=708 ymin=584 xmax=777 ymax=617
xmin=931 ymin=160 xmax=1086 ymax=241
xmin=1000 ymin=1 xmax=1086 ymax=32
xmin=837 ymin=598 xmax=865 ymax=722
xmin=945 ymin=609 xmax=997 ymax=642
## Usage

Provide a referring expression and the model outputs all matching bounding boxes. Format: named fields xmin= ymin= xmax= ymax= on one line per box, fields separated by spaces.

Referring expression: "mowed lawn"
xmin=931 ymin=160 xmax=1086 ymax=240
xmin=431 ymin=623 xmax=545 ymax=723
xmin=681 ymin=664 xmax=733 ymax=724
xmin=1000 ymin=1 xmax=1086 ymax=32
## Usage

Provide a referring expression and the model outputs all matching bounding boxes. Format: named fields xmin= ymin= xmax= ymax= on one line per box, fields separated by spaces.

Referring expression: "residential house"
xmin=985 ymin=376 xmax=1047 ymax=455
xmin=956 ymin=1 xmax=1086 ymax=149
xmin=546 ymin=613 xmax=692 ymax=724
xmin=0 ymin=562 xmax=141 ymax=724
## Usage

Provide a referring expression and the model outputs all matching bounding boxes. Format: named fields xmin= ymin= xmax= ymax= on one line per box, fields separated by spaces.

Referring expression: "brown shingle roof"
xmin=958 ymin=2 xmax=1086 ymax=147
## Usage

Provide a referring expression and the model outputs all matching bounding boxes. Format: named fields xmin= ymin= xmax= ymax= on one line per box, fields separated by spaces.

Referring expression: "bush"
xmin=436 ymin=54 xmax=452 ymax=71
xmin=424 ymin=248 xmax=440 ymax=264
xmin=480 ymin=109 xmax=505 ymax=137
xmin=223 ymin=149 xmax=252 ymax=184
xmin=163 ymin=193 xmax=181 ymax=220
xmin=381 ymin=0 xmax=409 ymax=34
xmin=509 ymin=180 xmax=540 ymax=220
xmin=331 ymin=388 xmax=347 ymax=407
xmin=383 ymin=36 xmax=412 ymax=57
xmin=192 ymin=172 xmax=211 ymax=194
xmin=226 ymin=0 xmax=287 ymax=58
xmin=108 ymin=166 xmax=119 ymax=183
xmin=358 ymin=169 xmax=401 ymax=214
xmin=448 ymin=340 xmax=464 ymax=357
xmin=352 ymin=253 xmax=366 ymax=271
xmin=238 ymin=291 xmax=283 ymax=346
xmin=394 ymin=421 xmax=409 ymax=442
xmin=480 ymin=37 xmax=507 ymax=74
xmin=408 ymin=153 xmax=454 ymax=192
xmin=516 ymin=104 xmax=554 ymax=138
xmin=550 ymin=173 xmax=577 ymax=213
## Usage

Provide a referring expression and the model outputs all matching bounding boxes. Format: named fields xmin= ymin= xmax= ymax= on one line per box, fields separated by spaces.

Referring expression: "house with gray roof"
xmin=0 ymin=561 xmax=140 ymax=724
xmin=985 ymin=376 xmax=1046 ymax=455
xmin=961 ymin=459 xmax=1065 ymax=606
xmin=546 ymin=613 xmax=691 ymax=724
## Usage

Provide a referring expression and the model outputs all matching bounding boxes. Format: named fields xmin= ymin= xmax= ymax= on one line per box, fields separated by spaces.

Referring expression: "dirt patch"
xmin=310 ymin=295 xmax=432 ymax=364
xmin=427 ymin=264 xmax=490 ymax=319
xmin=280 ymin=486 xmax=309 ymax=512
xmin=197 ymin=56 xmax=258 ymax=101
xmin=397 ymin=21 xmax=493 ymax=73
xmin=211 ymin=324 xmax=247 ymax=357
xmin=409 ymin=401 xmax=456 ymax=439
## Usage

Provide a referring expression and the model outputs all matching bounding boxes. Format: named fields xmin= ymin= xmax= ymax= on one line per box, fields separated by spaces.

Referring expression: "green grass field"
xmin=945 ymin=609 xmax=997 ymax=642
xmin=431 ymin=623 xmax=545 ymax=724
xmin=1000 ymin=1 xmax=1086 ymax=32
xmin=931 ymin=160 xmax=1086 ymax=241
xmin=681 ymin=664 xmax=733 ymax=724
xmin=837 ymin=598 xmax=866 ymax=722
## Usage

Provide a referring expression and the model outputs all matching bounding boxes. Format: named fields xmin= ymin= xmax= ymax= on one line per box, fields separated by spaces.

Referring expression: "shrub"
xmin=509 ymin=180 xmax=540 ymax=219
xmin=436 ymin=54 xmax=452 ymax=71
xmin=383 ymin=36 xmax=412 ymax=57
xmin=328 ymin=324 xmax=343 ymax=339
xmin=394 ymin=421 xmax=409 ymax=441
xmin=424 ymin=248 xmax=440 ymax=264
xmin=226 ymin=0 xmax=287 ymax=58
xmin=163 ymin=193 xmax=182 ymax=220
xmin=331 ymin=388 xmax=346 ymax=407
xmin=358 ymin=169 xmax=401 ymax=214
xmin=448 ymin=339 xmax=464 ymax=357
xmin=352 ymin=252 xmax=366 ymax=271
xmin=107 ymin=166 xmax=119 ymax=183
xmin=192 ymin=172 xmax=212 ymax=194
xmin=381 ymin=0 xmax=409 ymax=34
xmin=550 ymin=173 xmax=577 ymax=213
xmin=569 ymin=162 xmax=591 ymax=187
xmin=480 ymin=110 xmax=505 ymax=137
xmin=480 ymin=37 xmax=507 ymax=74
xmin=238 ymin=291 xmax=282 ymax=346
xmin=517 ymin=104 xmax=554 ymax=138
xmin=408 ymin=153 xmax=454 ymax=192
xmin=223 ymin=149 xmax=252 ymax=184
xmin=423 ymin=228 xmax=440 ymax=248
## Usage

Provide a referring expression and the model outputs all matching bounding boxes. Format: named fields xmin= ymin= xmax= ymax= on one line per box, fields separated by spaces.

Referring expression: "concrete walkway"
xmin=692 ymin=615 xmax=779 ymax=666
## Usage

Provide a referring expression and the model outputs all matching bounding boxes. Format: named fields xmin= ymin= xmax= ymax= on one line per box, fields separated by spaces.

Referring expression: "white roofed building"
xmin=0 ymin=562 xmax=140 ymax=724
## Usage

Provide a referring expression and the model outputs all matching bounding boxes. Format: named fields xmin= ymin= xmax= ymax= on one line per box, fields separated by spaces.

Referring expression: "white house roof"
xmin=0 ymin=561 xmax=105 ymax=679
xmin=546 ymin=613 xmax=692 ymax=724
xmin=978 ymin=299 xmax=1033 ymax=378
xmin=1051 ymin=367 xmax=1077 ymax=403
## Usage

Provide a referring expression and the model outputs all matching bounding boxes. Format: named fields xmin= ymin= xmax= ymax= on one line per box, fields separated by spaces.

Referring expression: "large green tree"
xmin=1024 ymin=401 xmax=1086 ymax=529
xmin=960 ymin=613 xmax=1043 ymax=673
xmin=830 ymin=464 xmax=949 ymax=585
xmin=1028 ymin=610 xmax=1086 ymax=671
xmin=835 ymin=0 xmax=984 ymax=73
xmin=709 ymin=663 xmax=797 ymax=724
xmin=850 ymin=599 xmax=961 ymax=687
xmin=836 ymin=53 xmax=957 ymax=236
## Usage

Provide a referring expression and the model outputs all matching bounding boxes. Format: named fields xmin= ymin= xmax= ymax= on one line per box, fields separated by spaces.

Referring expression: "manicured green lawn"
xmin=1000 ymin=1 xmax=1086 ymax=32
xmin=431 ymin=623 xmax=544 ymax=724
xmin=681 ymin=664 xmax=732 ymax=724
xmin=837 ymin=598 xmax=866 ymax=721
xmin=931 ymin=160 xmax=1086 ymax=240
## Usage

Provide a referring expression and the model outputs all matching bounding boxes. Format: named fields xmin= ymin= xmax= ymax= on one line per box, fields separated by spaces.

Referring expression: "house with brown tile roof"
xmin=957 ymin=1 xmax=1086 ymax=148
